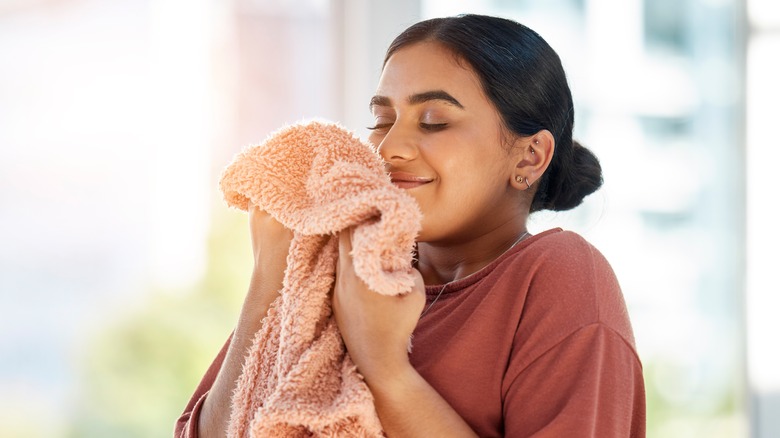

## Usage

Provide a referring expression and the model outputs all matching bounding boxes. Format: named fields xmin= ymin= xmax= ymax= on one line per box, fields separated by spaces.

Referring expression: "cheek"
xmin=434 ymin=138 xmax=507 ymax=185
xmin=440 ymin=150 xmax=511 ymax=212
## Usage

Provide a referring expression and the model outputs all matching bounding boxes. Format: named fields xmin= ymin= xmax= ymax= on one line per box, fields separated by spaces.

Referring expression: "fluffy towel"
xmin=219 ymin=121 xmax=422 ymax=437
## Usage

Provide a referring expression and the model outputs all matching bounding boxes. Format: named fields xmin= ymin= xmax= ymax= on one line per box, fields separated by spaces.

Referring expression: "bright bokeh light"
xmin=746 ymin=16 xmax=780 ymax=393
xmin=748 ymin=0 xmax=780 ymax=30
xmin=746 ymin=0 xmax=780 ymax=434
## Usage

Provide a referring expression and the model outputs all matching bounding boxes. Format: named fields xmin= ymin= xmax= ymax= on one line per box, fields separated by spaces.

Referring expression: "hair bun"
xmin=533 ymin=140 xmax=603 ymax=212
xmin=558 ymin=140 xmax=603 ymax=211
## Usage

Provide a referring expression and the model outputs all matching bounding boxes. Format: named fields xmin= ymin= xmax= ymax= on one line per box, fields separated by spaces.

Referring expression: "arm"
xmin=332 ymin=230 xmax=478 ymax=437
xmin=176 ymin=206 xmax=292 ymax=438
xmin=499 ymin=232 xmax=646 ymax=437
xmin=196 ymin=271 xmax=281 ymax=437
xmin=503 ymin=324 xmax=646 ymax=437
xmin=363 ymin=365 xmax=479 ymax=438
xmin=174 ymin=334 xmax=231 ymax=438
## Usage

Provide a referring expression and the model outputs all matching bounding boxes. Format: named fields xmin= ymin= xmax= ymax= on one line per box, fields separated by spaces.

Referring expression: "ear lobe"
xmin=514 ymin=174 xmax=531 ymax=188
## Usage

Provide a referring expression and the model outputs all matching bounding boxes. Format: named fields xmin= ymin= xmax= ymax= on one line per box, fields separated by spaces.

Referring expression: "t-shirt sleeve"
xmin=502 ymin=323 xmax=645 ymax=438
xmin=174 ymin=333 xmax=233 ymax=438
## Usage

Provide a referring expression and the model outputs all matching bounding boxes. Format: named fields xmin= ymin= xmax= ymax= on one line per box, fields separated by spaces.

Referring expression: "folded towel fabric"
xmin=219 ymin=121 xmax=422 ymax=437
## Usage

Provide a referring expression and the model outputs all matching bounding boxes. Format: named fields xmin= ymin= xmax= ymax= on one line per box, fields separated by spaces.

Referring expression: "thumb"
xmin=338 ymin=227 xmax=354 ymax=259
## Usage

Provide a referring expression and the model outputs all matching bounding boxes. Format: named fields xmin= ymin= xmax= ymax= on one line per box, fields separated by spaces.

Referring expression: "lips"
xmin=388 ymin=171 xmax=433 ymax=189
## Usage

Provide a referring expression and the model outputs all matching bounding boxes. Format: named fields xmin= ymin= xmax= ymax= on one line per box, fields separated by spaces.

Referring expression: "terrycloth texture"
xmin=219 ymin=121 xmax=422 ymax=437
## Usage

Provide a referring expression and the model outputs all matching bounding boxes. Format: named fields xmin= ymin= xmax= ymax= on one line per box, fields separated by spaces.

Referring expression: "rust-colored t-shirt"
xmin=175 ymin=229 xmax=646 ymax=437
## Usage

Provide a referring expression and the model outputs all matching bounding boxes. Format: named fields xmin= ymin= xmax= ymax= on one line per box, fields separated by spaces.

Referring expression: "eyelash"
xmin=367 ymin=123 xmax=393 ymax=131
xmin=420 ymin=123 xmax=448 ymax=132
xmin=366 ymin=122 xmax=448 ymax=132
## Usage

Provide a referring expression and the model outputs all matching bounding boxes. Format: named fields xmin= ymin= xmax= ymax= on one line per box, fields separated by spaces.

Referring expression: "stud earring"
xmin=516 ymin=175 xmax=532 ymax=189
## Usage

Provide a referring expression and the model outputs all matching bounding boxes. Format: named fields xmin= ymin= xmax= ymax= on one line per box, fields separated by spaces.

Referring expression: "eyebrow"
xmin=369 ymin=90 xmax=465 ymax=111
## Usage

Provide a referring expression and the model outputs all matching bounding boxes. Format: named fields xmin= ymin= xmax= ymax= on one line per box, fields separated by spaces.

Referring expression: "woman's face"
xmin=370 ymin=41 xmax=522 ymax=243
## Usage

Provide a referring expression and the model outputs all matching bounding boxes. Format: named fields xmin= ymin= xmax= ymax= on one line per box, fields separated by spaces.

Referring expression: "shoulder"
xmin=526 ymin=228 xmax=609 ymax=268
xmin=522 ymin=229 xmax=621 ymax=307
xmin=502 ymin=322 xmax=646 ymax=437
xmin=504 ymin=228 xmax=637 ymax=361
xmin=507 ymin=229 xmax=619 ymax=297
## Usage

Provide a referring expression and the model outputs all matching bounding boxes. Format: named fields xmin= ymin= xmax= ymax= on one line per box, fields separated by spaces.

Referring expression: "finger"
xmin=410 ymin=268 xmax=427 ymax=314
xmin=411 ymin=267 xmax=425 ymax=293
xmin=335 ymin=230 xmax=349 ymax=286
xmin=335 ymin=234 xmax=344 ymax=275
xmin=248 ymin=204 xmax=266 ymax=227
xmin=338 ymin=227 xmax=354 ymax=261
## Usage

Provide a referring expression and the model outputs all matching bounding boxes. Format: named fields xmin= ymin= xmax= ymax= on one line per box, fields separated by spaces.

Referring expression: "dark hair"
xmin=385 ymin=14 xmax=603 ymax=212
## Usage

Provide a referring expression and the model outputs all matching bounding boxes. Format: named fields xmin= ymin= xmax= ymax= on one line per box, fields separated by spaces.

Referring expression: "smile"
xmin=389 ymin=172 xmax=433 ymax=189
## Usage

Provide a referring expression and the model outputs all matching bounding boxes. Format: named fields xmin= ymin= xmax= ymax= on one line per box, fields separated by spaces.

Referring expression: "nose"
xmin=375 ymin=125 xmax=419 ymax=164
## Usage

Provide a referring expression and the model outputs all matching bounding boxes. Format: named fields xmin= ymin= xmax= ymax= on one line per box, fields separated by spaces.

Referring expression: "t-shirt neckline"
xmin=423 ymin=227 xmax=563 ymax=297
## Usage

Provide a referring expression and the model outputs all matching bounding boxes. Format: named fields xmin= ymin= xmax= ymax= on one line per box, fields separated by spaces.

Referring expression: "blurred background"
xmin=0 ymin=0 xmax=777 ymax=436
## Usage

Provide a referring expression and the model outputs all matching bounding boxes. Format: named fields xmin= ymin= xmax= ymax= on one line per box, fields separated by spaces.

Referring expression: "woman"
xmin=177 ymin=14 xmax=645 ymax=438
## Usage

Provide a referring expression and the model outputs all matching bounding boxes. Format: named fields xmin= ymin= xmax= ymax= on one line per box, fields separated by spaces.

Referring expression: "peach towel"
xmin=219 ymin=121 xmax=421 ymax=437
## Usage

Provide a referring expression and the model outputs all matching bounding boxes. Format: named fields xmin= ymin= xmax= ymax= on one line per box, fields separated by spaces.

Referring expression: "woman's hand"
xmin=249 ymin=204 xmax=293 ymax=278
xmin=332 ymin=230 xmax=478 ymax=437
xmin=332 ymin=228 xmax=426 ymax=382
xmin=247 ymin=205 xmax=293 ymax=312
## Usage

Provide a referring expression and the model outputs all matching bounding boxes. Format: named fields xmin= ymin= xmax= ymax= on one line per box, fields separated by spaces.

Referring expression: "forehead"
xmin=375 ymin=41 xmax=486 ymax=104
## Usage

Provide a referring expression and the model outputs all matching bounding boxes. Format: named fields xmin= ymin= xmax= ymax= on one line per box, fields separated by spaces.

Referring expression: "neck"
xmin=415 ymin=223 xmax=529 ymax=285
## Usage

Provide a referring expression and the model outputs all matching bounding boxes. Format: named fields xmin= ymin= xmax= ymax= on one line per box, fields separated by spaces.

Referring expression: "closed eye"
xmin=420 ymin=122 xmax=448 ymax=132
xmin=367 ymin=122 xmax=394 ymax=132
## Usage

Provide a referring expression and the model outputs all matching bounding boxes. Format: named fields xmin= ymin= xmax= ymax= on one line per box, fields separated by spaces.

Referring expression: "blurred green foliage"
xmin=644 ymin=359 xmax=745 ymax=437
xmin=68 ymin=207 xmax=251 ymax=438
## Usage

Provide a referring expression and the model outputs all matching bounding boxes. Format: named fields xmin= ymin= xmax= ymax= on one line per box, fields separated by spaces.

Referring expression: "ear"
xmin=511 ymin=129 xmax=555 ymax=191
